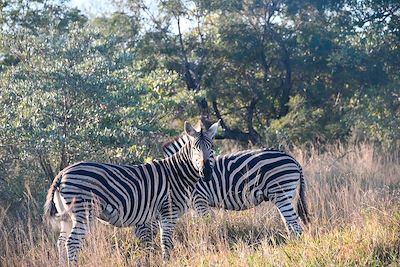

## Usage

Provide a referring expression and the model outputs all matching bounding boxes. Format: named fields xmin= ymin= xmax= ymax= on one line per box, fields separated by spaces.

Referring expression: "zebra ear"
xmin=184 ymin=121 xmax=198 ymax=138
xmin=207 ymin=119 xmax=220 ymax=139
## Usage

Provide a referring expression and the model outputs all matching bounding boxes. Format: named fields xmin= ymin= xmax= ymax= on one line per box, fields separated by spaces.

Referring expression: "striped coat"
xmin=44 ymin=121 xmax=219 ymax=266
xmin=136 ymin=134 xmax=309 ymax=239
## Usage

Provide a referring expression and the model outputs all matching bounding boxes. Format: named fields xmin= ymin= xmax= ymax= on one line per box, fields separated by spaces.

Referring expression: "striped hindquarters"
xmin=195 ymin=149 xmax=302 ymax=210
xmin=54 ymin=161 xmax=168 ymax=227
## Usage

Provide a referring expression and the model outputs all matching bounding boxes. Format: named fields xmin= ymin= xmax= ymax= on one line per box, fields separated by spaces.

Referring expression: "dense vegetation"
xmin=0 ymin=0 xmax=399 ymax=265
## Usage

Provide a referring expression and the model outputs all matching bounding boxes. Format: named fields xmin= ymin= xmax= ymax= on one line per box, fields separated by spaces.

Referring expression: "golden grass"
xmin=1 ymin=144 xmax=399 ymax=266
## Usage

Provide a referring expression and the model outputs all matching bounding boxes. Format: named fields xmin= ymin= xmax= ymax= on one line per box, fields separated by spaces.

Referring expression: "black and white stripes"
xmin=157 ymin=134 xmax=310 ymax=235
xmin=43 ymin=121 xmax=219 ymax=266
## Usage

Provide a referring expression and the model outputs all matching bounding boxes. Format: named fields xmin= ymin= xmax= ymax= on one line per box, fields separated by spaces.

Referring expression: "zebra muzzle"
xmin=201 ymin=162 xmax=213 ymax=182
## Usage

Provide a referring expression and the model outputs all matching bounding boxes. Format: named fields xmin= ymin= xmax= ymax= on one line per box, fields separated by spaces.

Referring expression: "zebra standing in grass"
xmin=136 ymin=132 xmax=309 ymax=239
xmin=44 ymin=120 xmax=220 ymax=266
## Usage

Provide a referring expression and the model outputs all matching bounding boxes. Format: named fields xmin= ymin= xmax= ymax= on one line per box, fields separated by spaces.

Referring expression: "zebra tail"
xmin=297 ymin=167 xmax=310 ymax=225
xmin=43 ymin=172 xmax=63 ymax=226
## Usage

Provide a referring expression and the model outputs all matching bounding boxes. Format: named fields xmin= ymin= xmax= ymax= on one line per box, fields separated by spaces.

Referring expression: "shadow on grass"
xmin=174 ymin=214 xmax=289 ymax=253
xmin=371 ymin=239 xmax=400 ymax=265
xmin=223 ymin=222 xmax=288 ymax=249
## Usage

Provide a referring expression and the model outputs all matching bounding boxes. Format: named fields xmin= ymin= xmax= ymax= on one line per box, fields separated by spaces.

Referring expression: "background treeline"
xmin=0 ymin=0 xmax=399 ymax=214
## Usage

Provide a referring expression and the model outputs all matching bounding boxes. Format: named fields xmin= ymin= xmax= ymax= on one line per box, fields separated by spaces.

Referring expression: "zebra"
xmin=135 ymin=132 xmax=309 ymax=240
xmin=43 ymin=120 xmax=220 ymax=266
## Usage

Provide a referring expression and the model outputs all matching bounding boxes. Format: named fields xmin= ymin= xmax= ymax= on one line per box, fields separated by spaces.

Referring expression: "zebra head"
xmin=184 ymin=120 xmax=220 ymax=182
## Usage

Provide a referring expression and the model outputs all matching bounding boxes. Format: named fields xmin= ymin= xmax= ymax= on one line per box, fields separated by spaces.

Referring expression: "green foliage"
xmin=122 ymin=0 xmax=399 ymax=148
xmin=1 ymin=23 xmax=147 ymax=163
xmin=0 ymin=1 xmax=174 ymax=211
xmin=267 ymin=95 xmax=323 ymax=145
xmin=267 ymin=95 xmax=350 ymax=147
xmin=348 ymin=83 xmax=400 ymax=151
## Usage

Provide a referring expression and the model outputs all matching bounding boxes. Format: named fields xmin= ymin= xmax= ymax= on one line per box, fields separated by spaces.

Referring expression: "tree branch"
xmin=212 ymin=100 xmax=261 ymax=144
xmin=176 ymin=15 xmax=197 ymax=91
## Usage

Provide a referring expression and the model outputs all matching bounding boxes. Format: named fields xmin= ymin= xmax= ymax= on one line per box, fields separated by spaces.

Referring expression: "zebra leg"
xmin=135 ymin=220 xmax=159 ymax=246
xmin=159 ymin=214 xmax=178 ymax=260
xmin=57 ymin=219 xmax=72 ymax=266
xmin=192 ymin=194 xmax=214 ymax=219
xmin=65 ymin=209 xmax=93 ymax=266
xmin=273 ymin=196 xmax=303 ymax=236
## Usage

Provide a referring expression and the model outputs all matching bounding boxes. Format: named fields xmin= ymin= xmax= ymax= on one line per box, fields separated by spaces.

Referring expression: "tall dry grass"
xmin=0 ymin=144 xmax=399 ymax=266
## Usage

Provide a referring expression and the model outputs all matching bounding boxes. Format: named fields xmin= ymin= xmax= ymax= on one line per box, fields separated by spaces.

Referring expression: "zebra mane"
xmin=262 ymin=147 xmax=285 ymax=153
xmin=161 ymin=120 xmax=208 ymax=156
xmin=161 ymin=133 xmax=191 ymax=157
xmin=161 ymin=133 xmax=186 ymax=151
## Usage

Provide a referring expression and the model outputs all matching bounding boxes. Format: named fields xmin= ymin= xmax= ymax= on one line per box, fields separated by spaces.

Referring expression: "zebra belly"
xmin=98 ymin=204 xmax=159 ymax=227
xmin=95 ymin=191 xmax=168 ymax=227
xmin=211 ymin=190 xmax=264 ymax=210
xmin=196 ymin=182 xmax=265 ymax=211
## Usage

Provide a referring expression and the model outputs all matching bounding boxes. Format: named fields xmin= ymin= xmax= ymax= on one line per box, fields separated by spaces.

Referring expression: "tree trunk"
xmin=38 ymin=154 xmax=55 ymax=182
xmin=267 ymin=21 xmax=292 ymax=118
xmin=212 ymin=101 xmax=261 ymax=145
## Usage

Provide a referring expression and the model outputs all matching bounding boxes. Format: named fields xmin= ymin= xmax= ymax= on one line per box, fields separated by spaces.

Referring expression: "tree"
xmin=0 ymin=1 xmax=174 ymax=210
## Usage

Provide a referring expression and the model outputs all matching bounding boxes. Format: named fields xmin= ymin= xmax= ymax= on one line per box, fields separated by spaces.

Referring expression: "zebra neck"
xmin=162 ymin=143 xmax=200 ymax=196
